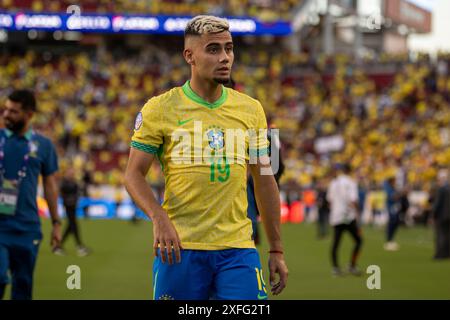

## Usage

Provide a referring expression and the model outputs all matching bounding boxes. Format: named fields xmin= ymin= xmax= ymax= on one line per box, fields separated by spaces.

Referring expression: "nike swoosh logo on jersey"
xmin=257 ymin=293 xmax=268 ymax=300
xmin=177 ymin=118 xmax=194 ymax=126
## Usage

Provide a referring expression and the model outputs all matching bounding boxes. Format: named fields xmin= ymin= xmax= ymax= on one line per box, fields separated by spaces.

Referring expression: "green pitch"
xmin=9 ymin=219 xmax=450 ymax=299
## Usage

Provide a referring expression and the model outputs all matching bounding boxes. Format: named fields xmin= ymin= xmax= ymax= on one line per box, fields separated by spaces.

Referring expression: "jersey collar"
xmin=182 ymin=80 xmax=228 ymax=109
xmin=4 ymin=128 xmax=34 ymax=140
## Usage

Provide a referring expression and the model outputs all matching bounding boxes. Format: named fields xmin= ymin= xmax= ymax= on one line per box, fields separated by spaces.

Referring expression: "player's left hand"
xmin=50 ymin=223 xmax=62 ymax=250
xmin=268 ymin=252 xmax=288 ymax=295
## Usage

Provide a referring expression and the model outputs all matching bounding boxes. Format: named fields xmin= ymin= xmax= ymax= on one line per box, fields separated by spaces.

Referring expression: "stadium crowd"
xmin=1 ymin=0 xmax=301 ymax=20
xmin=0 ymin=40 xmax=449 ymax=222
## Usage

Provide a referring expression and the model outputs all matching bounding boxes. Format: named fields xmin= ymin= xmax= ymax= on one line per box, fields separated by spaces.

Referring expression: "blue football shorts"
xmin=152 ymin=248 xmax=268 ymax=300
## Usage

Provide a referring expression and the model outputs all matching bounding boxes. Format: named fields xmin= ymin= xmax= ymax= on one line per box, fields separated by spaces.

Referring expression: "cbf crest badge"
xmin=29 ymin=140 xmax=39 ymax=158
xmin=206 ymin=126 xmax=225 ymax=151
xmin=134 ymin=112 xmax=143 ymax=131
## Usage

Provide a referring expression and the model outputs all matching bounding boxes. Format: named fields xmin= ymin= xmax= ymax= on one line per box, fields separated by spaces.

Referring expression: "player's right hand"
xmin=152 ymin=211 xmax=183 ymax=265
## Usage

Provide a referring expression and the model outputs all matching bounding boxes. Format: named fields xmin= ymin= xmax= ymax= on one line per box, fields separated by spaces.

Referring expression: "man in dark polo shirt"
xmin=0 ymin=89 xmax=61 ymax=300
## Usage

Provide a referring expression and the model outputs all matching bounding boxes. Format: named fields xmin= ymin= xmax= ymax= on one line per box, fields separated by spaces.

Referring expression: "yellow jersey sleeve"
xmin=249 ymin=101 xmax=269 ymax=158
xmin=130 ymin=98 xmax=164 ymax=154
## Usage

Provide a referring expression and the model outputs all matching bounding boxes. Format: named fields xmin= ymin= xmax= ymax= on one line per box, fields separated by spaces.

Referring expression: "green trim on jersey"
xmin=182 ymin=80 xmax=228 ymax=109
xmin=249 ymin=147 xmax=269 ymax=157
xmin=130 ymin=141 xmax=159 ymax=154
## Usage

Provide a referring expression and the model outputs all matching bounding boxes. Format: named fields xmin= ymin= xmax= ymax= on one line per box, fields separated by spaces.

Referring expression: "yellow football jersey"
xmin=131 ymin=81 xmax=269 ymax=250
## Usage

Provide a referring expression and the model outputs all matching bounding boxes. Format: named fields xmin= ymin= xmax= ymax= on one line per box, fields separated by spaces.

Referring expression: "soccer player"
xmin=0 ymin=90 xmax=61 ymax=299
xmin=125 ymin=15 xmax=288 ymax=300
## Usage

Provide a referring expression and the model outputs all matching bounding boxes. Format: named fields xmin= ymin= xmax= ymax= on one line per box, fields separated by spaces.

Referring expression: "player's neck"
xmin=189 ymin=77 xmax=222 ymax=104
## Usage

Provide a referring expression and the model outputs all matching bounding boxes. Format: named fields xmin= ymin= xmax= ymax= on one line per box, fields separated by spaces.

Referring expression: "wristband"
xmin=52 ymin=219 xmax=62 ymax=226
xmin=269 ymin=250 xmax=284 ymax=254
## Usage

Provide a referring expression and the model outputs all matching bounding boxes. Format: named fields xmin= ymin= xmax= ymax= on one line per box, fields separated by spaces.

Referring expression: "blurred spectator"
xmin=384 ymin=177 xmax=401 ymax=251
xmin=327 ymin=164 xmax=363 ymax=276
xmin=316 ymin=178 xmax=330 ymax=239
xmin=81 ymin=167 xmax=93 ymax=219
xmin=398 ymin=187 xmax=410 ymax=226
xmin=369 ymin=187 xmax=386 ymax=227
xmin=432 ymin=169 xmax=450 ymax=260
xmin=56 ymin=167 xmax=91 ymax=257
xmin=246 ymin=174 xmax=260 ymax=245
xmin=357 ymin=175 xmax=368 ymax=221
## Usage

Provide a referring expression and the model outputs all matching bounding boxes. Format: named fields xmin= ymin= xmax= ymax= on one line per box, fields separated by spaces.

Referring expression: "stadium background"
xmin=0 ymin=0 xmax=449 ymax=299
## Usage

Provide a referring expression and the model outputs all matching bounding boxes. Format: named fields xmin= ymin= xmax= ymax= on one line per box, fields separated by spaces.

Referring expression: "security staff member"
xmin=0 ymin=90 xmax=61 ymax=300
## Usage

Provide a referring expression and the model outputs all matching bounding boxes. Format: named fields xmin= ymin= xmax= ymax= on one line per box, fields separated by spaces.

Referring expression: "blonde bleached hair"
xmin=184 ymin=15 xmax=230 ymax=36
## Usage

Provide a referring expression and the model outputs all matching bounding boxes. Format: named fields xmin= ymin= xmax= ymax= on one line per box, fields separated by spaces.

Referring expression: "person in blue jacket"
xmin=0 ymin=89 xmax=61 ymax=300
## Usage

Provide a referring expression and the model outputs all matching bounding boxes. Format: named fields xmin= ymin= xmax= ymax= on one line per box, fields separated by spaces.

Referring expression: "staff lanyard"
xmin=0 ymin=130 xmax=35 ymax=185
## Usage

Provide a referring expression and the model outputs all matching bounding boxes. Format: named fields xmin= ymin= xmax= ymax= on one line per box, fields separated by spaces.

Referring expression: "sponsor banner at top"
xmin=14 ymin=12 xmax=63 ymax=30
xmin=0 ymin=12 xmax=292 ymax=35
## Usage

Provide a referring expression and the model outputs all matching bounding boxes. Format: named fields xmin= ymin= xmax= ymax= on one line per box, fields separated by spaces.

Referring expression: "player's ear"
xmin=183 ymin=48 xmax=195 ymax=66
xmin=25 ymin=110 xmax=34 ymax=122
